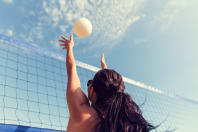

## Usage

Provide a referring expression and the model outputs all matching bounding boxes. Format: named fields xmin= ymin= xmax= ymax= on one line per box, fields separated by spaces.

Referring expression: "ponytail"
xmin=95 ymin=92 xmax=156 ymax=132
xmin=95 ymin=92 xmax=123 ymax=132
xmin=92 ymin=69 xmax=156 ymax=132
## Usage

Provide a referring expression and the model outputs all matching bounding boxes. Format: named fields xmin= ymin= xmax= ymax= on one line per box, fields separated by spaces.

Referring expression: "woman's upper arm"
xmin=66 ymin=68 xmax=92 ymax=121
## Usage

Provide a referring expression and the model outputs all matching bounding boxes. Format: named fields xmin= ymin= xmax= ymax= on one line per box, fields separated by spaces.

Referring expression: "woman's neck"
xmin=91 ymin=103 xmax=106 ymax=118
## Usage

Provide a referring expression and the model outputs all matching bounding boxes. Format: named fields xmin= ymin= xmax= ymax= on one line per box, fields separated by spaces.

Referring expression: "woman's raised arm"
xmin=59 ymin=34 xmax=91 ymax=121
xmin=101 ymin=53 xmax=107 ymax=69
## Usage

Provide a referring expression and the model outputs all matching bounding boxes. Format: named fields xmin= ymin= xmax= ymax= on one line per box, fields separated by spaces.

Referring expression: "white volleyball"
xmin=73 ymin=18 xmax=92 ymax=38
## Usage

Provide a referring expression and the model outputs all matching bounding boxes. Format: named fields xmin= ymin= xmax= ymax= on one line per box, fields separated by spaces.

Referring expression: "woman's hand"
xmin=59 ymin=34 xmax=74 ymax=50
xmin=101 ymin=53 xmax=107 ymax=69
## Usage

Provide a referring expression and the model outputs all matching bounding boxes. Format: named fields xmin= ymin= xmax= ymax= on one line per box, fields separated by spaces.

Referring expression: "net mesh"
xmin=0 ymin=35 xmax=198 ymax=132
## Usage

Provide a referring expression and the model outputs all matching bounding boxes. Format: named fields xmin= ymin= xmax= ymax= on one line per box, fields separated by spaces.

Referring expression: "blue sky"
xmin=1 ymin=0 xmax=196 ymax=101
xmin=0 ymin=0 xmax=198 ymax=131
xmin=0 ymin=0 xmax=198 ymax=108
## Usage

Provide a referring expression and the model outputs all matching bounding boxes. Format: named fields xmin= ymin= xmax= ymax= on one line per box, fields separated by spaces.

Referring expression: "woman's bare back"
xmin=66 ymin=107 xmax=100 ymax=132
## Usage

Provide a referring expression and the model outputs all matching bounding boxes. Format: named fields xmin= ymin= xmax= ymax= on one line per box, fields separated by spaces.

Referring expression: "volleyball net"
xmin=0 ymin=34 xmax=197 ymax=132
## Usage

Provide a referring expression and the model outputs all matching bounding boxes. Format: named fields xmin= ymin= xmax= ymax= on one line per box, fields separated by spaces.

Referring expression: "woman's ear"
xmin=88 ymin=86 xmax=93 ymax=101
xmin=89 ymin=87 xmax=97 ymax=104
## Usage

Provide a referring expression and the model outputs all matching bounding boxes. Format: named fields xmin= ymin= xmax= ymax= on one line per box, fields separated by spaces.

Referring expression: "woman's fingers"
xmin=70 ymin=34 xmax=73 ymax=41
xmin=101 ymin=53 xmax=104 ymax=59
xmin=59 ymin=44 xmax=65 ymax=46
xmin=59 ymin=35 xmax=73 ymax=50
xmin=62 ymin=47 xmax=66 ymax=50
xmin=101 ymin=53 xmax=105 ymax=62
xmin=61 ymin=36 xmax=67 ymax=40
xmin=59 ymin=40 xmax=65 ymax=43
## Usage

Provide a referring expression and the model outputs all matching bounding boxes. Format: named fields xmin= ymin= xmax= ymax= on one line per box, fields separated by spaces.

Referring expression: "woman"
xmin=59 ymin=34 xmax=155 ymax=132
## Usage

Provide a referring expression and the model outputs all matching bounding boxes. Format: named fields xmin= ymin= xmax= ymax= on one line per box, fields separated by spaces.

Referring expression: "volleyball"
xmin=73 ymin=18 xmax=92 ymax=38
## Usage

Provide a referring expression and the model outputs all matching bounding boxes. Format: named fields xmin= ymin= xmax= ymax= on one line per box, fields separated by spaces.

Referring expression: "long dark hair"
xmin=91 ymin=69 xmax=156 ymax=132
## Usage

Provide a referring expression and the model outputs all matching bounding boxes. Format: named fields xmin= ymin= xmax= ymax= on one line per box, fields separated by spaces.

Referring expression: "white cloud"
xmin=133 ymin=38 xmax=147 ymax=46
xmin=153 ymin=0 xmax=188 ymax=31
xmin=42 ymin=1 xmax=63 ymax=27
xmin=59 ymin=25 xmax=69 ymax=33
xmin=41 ymin=0 xmax=144 ymax=48
xmin=26 ymin=24 xmax=43 ymax=43
xmin=18 ymin=22 xmax=44 ymax=47
xmin=7 ymin=29 xmax=13 ymax=36
xmin=0 ymin=29 xmax=14 ymax=37
xmin=2 ymin=0 xmax=13 ymax=4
